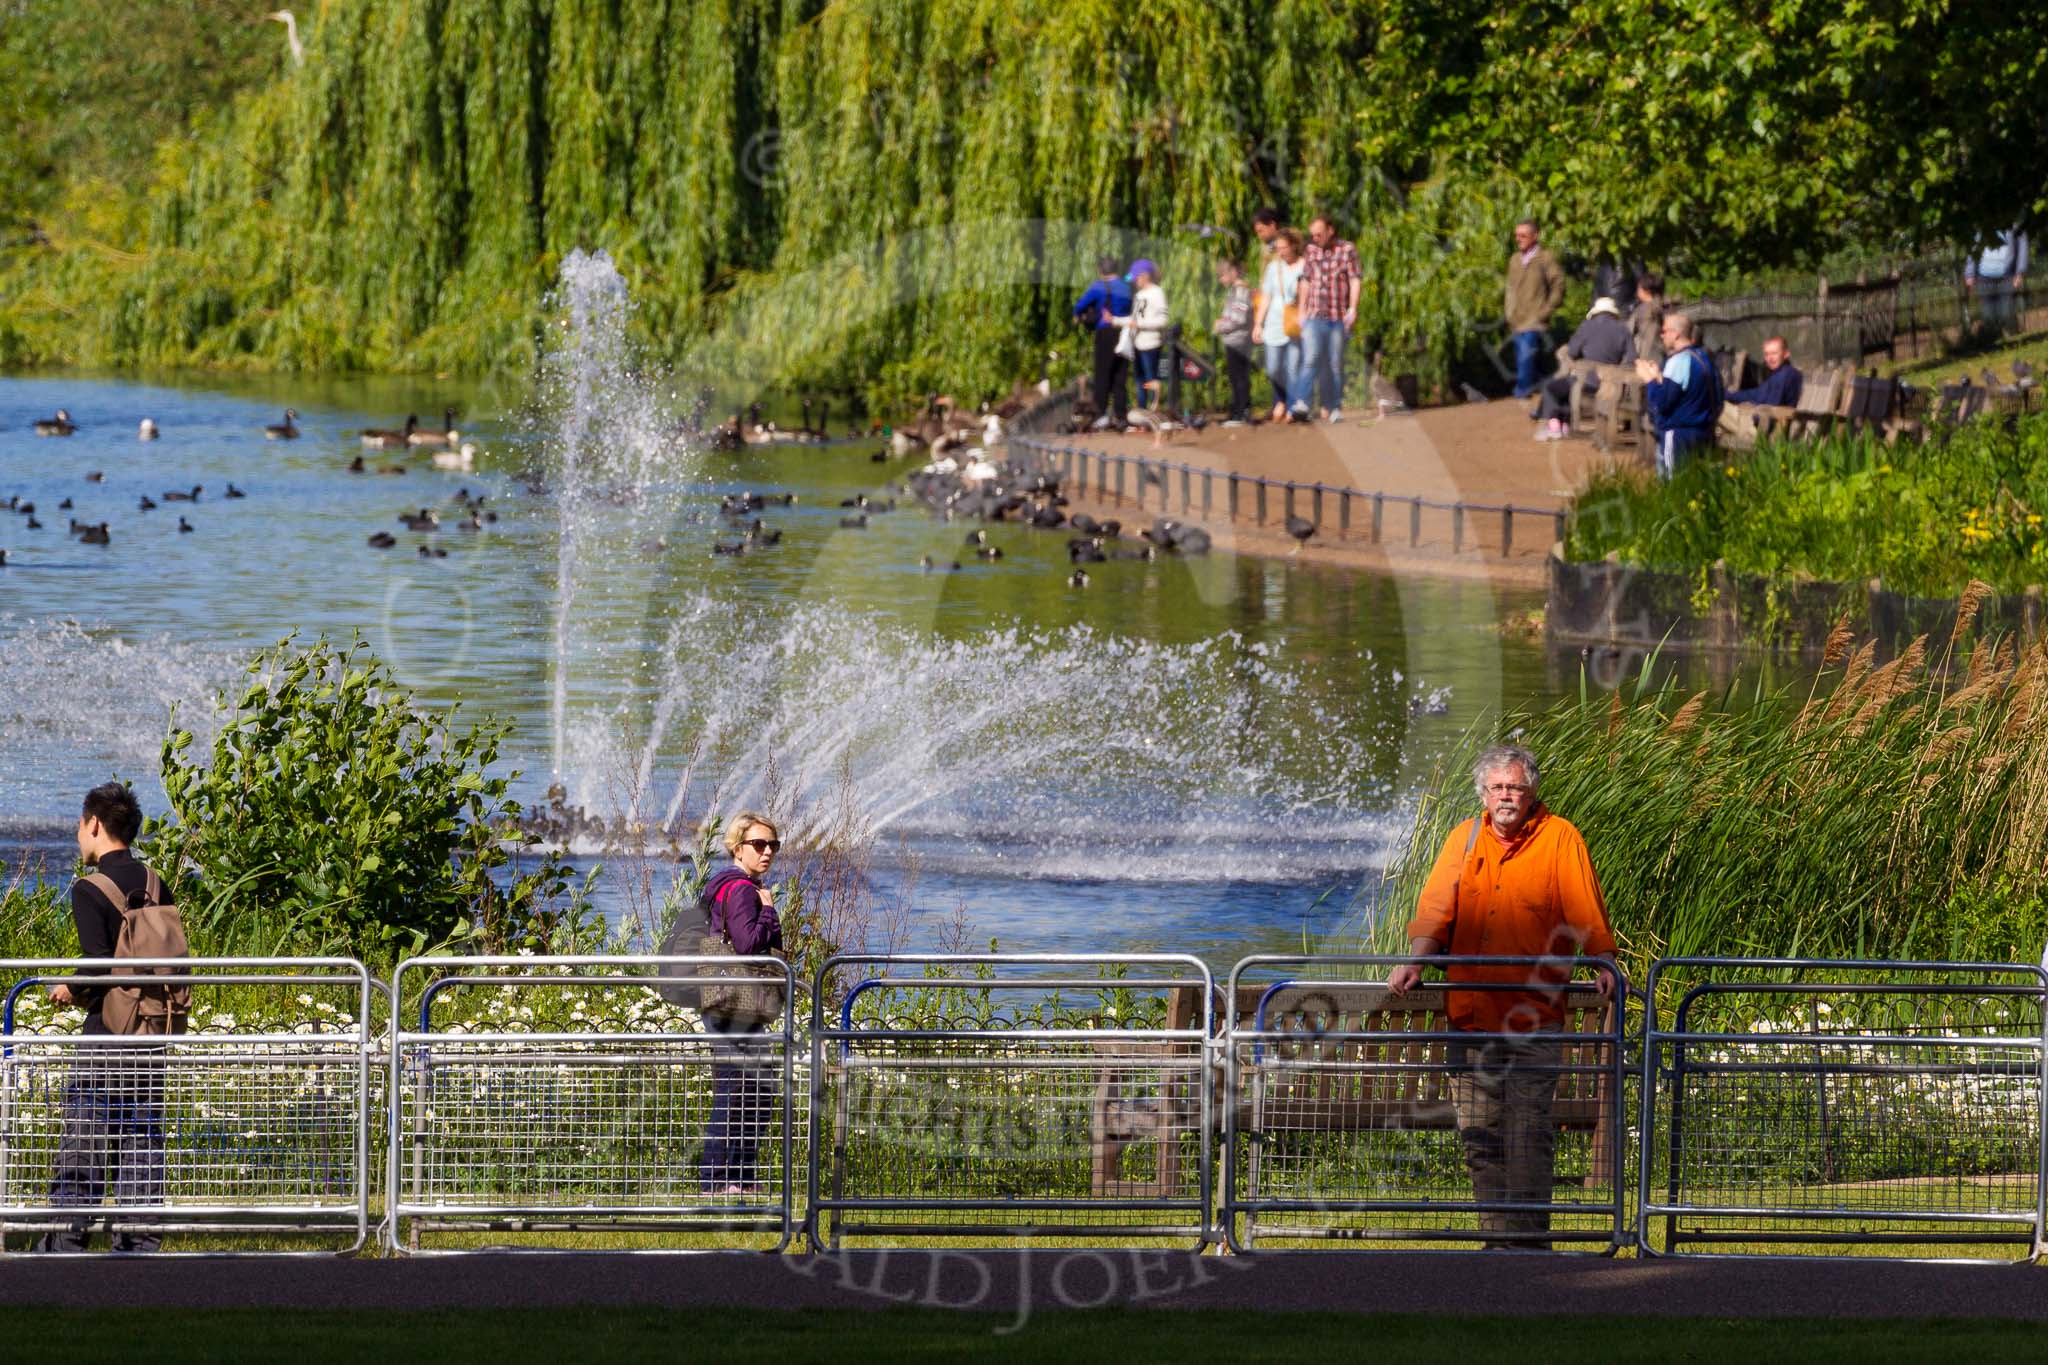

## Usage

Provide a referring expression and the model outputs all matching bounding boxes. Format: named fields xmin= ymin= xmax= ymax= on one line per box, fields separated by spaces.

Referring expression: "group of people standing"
xmin=1073 ymin=257 xmax=1172 ymax=430
xmin=1076 ymin=207 xmax=1363 ymax=430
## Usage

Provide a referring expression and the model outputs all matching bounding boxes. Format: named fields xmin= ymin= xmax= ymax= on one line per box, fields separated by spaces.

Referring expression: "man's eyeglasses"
xmin=1483 ymin=783 xmax=1531 ymax=796
xmin=740 ymin=838 xmax=782 ymax=853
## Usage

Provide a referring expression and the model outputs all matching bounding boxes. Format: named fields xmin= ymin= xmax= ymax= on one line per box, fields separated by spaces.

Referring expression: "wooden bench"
xmin=1090 ymin=983 xmax=1621 ymax=1198
xmin=1725 ymin=361 xmax=1847 ymax=448
xmin=1568 ymin=361 xmax=1633 ymax=433
xmin=1591 ymin=375 xmax=1651 ymax=462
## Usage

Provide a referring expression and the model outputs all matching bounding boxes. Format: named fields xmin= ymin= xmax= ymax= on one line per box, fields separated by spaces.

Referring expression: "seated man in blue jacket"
xmin=1727 ymin=336 xmax=1802 ymax=408
xmin=1718 ymin=335 xmax=1803 ymax=446
xmin=1634 ymin=312 xmax=1724 ymax=479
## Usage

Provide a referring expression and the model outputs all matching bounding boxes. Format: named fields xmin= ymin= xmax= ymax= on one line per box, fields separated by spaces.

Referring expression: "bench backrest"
xmin=1169 ymin=983 xmax=1616 ymax=1129
xmin=1797 ymin=364 xmax=1845 ymax=417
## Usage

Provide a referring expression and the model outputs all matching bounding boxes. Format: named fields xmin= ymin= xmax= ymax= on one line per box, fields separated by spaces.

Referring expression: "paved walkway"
xmin=1036 ymin=400 xmax=1620 ymax=587
xmin=2 ymin=1251 xmax=2041 ymax=1317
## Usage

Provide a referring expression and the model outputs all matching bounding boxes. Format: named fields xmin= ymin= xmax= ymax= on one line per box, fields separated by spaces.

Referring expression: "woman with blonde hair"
xmin=695 ymin=811 xmax=784 ymax=1195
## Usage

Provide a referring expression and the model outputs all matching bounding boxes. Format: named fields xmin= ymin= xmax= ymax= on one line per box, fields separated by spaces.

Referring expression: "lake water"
xmin=0 ymin=357 xmax=1594 ymax=961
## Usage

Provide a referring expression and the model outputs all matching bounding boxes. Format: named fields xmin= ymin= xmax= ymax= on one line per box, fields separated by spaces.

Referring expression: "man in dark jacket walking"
xmin=1504 ymin=221 xmax=1567 ymax=398
xmin=33 ymin=782 xmax=167 ymax=1253
xmin=1074 ymin=259 xmax=1134 ymax=429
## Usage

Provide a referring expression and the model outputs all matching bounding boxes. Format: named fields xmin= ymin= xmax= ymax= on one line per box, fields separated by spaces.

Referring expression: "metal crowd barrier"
xmin=1640 ymin=958 xmax=2048 ymax=1262
xmin=0 ymin=957 xmax=375 ymax=1255
xmin=386 ymin=955 xmax=800 ymax=1253
xmin=807 ymin=953 xmax=1215 ymax=1250
xmin=1222 ymin=955 xmax=1629 ymax=1253
xmin=3 ymin=950 xmax=2042 ymax=1259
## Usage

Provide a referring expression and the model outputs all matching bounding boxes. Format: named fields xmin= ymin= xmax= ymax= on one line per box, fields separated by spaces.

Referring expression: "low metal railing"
xmin=1008 ymin=437 xmax=1567 ymax=559
xmin=0 ymin=957 xmax=375 ymax=1255
xmin=1222 ymin=955 xmax=1629 ymax=1253
xmin=1 ymin=950 xmax=2041 ymax=1259
xmin=807 ymin=953 xmax=1215 ymax=1250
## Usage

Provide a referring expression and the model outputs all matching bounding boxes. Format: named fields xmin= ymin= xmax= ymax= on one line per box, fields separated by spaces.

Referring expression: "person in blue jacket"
xmin=1726 ymin=336 xmax=1802 ymax=408
xmin=1634 ymin=312 xmax=1724 ymax=479
xmin=1074 ymin=258 xmax=1134 ymax=428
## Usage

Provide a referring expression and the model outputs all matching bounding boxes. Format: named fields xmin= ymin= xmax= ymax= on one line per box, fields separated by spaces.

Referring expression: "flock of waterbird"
xmin=7 ymin=403 xmax=485 ymax=565
xmin=13 ymin=368 xmax=1292 ymax=583
xmin=706 ymin=441 xmax=1274 ymax=591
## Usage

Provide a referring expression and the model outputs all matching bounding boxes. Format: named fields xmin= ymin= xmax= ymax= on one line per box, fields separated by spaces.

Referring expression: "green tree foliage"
xmin=1393 ymin=0 xmax=2048 ymax=272
xmin=0 ymin=2 xmax=2041 ymax=398
xmin=145 ymin=636 xmax=585 ymax=963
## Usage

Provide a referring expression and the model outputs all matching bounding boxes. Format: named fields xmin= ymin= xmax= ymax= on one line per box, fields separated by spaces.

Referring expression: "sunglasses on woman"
xmin=740 ymin=838 xmax=782 ymax=853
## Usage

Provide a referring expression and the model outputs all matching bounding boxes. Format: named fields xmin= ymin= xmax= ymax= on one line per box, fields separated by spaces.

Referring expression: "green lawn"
xmin=3 ymin=1308 xmax=2043 ymax=1362
xmin=1885 ymin=326 xmax=2048 ymax=388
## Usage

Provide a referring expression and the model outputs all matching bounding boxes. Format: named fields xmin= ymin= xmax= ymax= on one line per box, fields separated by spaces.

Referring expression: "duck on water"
xmin=361 ymin=416 xmax=417 ymax=449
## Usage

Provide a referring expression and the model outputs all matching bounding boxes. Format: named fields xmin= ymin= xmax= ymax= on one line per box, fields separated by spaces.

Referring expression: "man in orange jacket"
xmin=1389 ymin=744 xmax=1616 ymax=1249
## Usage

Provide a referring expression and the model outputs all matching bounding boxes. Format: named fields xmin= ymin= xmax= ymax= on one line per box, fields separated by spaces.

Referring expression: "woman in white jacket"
xmin=1120 ymin=259 xmax=1171 ymax=416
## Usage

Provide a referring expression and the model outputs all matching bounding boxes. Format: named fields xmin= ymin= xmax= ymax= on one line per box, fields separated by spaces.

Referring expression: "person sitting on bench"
xmin=1534 ymin=298 xmax=1635 ymax=441
xmin=1718 ymin=335 xmax=1804 ymax=444
xmin=1727 ymin=336 xmax=1802 ymax=408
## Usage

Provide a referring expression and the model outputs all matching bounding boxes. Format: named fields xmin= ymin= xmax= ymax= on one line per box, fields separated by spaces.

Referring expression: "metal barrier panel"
xmin=0 ymin=957 xmax=374 ymax=1254
xmin=808 ymin=953 xmax=1214 ymax=1249
xmin=388 ymin=955 xmax=800 ymax=1253
xmin=1640 ymin=958 xmax=2048 ymax=1261
xmin=1224 ymin=955 xmax=1629 ymax=1253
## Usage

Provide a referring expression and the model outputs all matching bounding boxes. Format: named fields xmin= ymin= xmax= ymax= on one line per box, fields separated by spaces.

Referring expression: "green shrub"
xmin=0 ymin=864 xmax=74 ymax=960
xmin=144 ymin=635 xmax=590 ymax=963
xmin=1567 ymin=414 xmax=2048 ymax=595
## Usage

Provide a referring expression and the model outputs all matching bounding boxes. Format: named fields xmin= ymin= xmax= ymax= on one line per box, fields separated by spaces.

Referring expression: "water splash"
xmin=555 ymin=587 xmax=1424 ymax=884
xmin=535 ymin=255 xmax=1438 ymax=886
xmin=0 ymin=615 xmax=239 ymax=823
xmin=539 ymin=248 xmax=701 ymax=780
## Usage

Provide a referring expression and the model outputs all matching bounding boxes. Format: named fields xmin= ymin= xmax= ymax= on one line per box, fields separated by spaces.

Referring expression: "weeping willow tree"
xmin=4 ymin=1 xmax=2037 ymax=400
xmin=0 ymin=0 xmax=1518 ymax=395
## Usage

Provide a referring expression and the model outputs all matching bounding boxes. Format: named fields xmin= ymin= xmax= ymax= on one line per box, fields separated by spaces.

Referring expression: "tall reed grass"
xmin=1374 ymin=606 xmax=2048 ymax=975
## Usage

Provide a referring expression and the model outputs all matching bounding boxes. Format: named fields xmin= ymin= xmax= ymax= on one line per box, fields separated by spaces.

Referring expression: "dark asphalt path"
xmin=1 ymin=1251 xmax=2043 ymax=1319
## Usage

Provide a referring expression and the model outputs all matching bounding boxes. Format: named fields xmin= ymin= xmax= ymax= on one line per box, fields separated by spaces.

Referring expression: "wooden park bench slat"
xmin=1089 ymin=983 xmax=1620 ymax=1199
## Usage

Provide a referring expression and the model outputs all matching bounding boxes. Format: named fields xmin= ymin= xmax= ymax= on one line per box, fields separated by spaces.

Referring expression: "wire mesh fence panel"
xmin=387 ymin=956 xmax=800 ymax=1253
xmin=808 ymin=954 xmax=1214 ymax=1249
xmin=1640 ymin=959 xmax=2048 ymax=1261
xmin=0 ymin=958 xmax=374 ymax=1254
xmin=1224 ymin=955 xmax=1629 ymax=1253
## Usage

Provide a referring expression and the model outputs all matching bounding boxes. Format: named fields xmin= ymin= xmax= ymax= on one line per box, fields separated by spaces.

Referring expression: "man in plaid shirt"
xmin=1299 ymin=215 xmax=1362 ymax=421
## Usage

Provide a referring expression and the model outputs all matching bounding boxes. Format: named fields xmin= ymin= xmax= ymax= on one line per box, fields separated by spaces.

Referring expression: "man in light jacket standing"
xmin=1966 ymin=229 xmax=2029 ymax=335
xmin=1504 ymin=221 xmax=1567 ymax=399
xmin=1389 ymin=745 xmax=1617 ymax=1251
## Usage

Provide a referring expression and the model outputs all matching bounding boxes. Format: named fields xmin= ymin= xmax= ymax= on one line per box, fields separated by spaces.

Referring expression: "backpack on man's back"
xmin=82 ymin=866 xmax=191 ymax=1035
